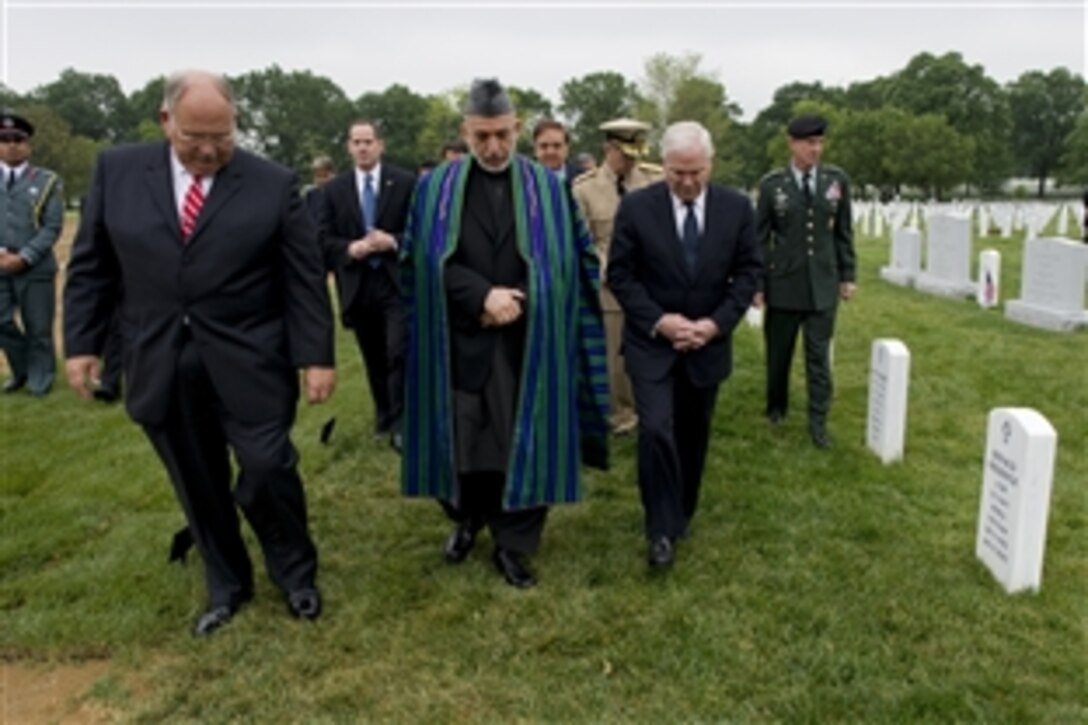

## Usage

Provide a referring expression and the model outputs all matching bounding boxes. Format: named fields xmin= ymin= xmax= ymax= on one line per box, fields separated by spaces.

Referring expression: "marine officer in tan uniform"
xmin=573 ymin=118 xmax=663 ymax=435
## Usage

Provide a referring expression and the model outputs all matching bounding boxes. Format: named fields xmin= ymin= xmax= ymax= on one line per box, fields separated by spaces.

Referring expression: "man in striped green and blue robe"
xmin=400 ymin=79 xmax=608 ymax=587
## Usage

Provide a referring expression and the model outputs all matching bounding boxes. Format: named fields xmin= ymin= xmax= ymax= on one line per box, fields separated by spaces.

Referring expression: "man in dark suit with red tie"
xmin=64 ymin=70 xmax=336 ymax=636
xmin=608 ymin=120 xmax=762 ymax=569
xmin=316 ymin=120 xmax=415 ymax=447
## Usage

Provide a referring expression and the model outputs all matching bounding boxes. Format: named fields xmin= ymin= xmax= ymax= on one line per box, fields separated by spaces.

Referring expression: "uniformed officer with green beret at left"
xmin=753 ymin=114 xmax=856 ymax=448
xmin=0 ymin=111 xmax=64 ymax=395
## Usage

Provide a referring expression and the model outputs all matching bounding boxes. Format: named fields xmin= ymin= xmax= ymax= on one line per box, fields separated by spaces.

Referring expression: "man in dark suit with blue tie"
xmin=608 ymin=121 xmax=762 ymax=569
xmin=64 ymin=70 xmax=336 ymax=636
xmin=316 ymin=120 xmax=415 ymax=446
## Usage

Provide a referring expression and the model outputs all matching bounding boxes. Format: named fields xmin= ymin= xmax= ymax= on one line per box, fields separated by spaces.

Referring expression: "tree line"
xmin=1 ymin=51 xmax=1084 ymax=205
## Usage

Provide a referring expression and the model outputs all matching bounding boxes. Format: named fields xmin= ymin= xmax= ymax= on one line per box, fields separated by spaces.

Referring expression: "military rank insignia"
xmin=826 ymin=180 xmax=842 ymax=202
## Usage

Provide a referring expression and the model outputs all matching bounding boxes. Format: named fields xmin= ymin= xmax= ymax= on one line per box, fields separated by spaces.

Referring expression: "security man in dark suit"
xmin=754 ymin=114 xmax=856 ymax=449
xmin=316 ymin=120 xmax=415 ymax=447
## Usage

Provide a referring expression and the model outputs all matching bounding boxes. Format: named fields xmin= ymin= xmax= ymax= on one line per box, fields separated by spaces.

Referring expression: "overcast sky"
xmin=1 ymin=1 xmax=1084 ymax=121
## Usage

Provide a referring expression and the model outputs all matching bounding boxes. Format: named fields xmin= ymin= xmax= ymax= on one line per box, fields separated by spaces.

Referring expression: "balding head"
xmin=160 ymin=70 xmax=237 ymax=177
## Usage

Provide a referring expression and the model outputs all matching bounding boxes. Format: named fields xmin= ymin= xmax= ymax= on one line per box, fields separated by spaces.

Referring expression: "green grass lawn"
xmin=2 ymin=224 xmax=1085 ymax=722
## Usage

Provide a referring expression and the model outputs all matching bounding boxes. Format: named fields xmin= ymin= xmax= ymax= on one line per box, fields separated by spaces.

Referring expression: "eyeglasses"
xmin=174 ymin=129 xmax=234 ymax=146
xmin=0 ymin=134 xmax=28 ymax=144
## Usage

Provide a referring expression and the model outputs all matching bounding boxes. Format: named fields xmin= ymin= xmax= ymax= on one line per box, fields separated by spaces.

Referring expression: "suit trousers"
xmin=98 ymin=306 xmax=124 ymax=393
xmin=632 ymin=364 xmax=720 ymax=540
xmin=603 ymin=305 xmax=636 ymax=428
xmin=764 ymin=305 xmax=837 ymax=426
xmin=440 ymin=473 xmax=548 ymax=555
xmin=143 ymin=336 xmax=317 ymax=608
xmin=0 ymin=273 xmax=55 ymax=392
xmin=348 ymin=272 xmax=404 ymax=434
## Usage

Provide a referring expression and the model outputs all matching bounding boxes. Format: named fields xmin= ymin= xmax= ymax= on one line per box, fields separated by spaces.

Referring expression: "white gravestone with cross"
xmin=976 ymin=408 xmax=1057 ymax=594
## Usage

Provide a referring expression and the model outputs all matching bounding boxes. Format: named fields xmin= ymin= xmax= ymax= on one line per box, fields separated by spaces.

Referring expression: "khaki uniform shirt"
xmin=573 ymin=161 xmax=663 ymax=310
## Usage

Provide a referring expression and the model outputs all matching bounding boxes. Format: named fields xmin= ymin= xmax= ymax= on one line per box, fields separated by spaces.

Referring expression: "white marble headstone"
xmin=880 ymin=228 xmax=922 ymax=287
xmin=916 ymin=213 xmax=975 ymax=298
xmin=976 ymin=249 xmax=1000 ymax=309
xmin=1005 ymin=237 xmax=1088 ymax=331
xmin=866 ymin=339 xmax=910 ymax=464
xmin=976 ymin=408 xmax=1057 ymax=594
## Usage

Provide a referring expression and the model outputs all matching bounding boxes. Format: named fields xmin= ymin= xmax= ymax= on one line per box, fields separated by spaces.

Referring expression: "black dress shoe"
xmin=444 ymin=523 xmax=477 ymax=563
xmin=647 ymin=536 xmax=675 ymax=569
xmin=810 ymin=428 xmax=832 ymax=449
xmin=93 ymin=387 xmax=120 ymax=403
xmin=492 ymin=547 xmax=536 ymax=588
xmin=389 ymin=432 xmax=403 ymax=453
xmin=2 ymin=376 xmax=26 ymax=393
xmin=193 ymin=605 xmax=235 ymax=637
xmin=767 ymin=410 xmax=785 ymax=425
xmin=287 ymin=587 xmax=322 ymax=620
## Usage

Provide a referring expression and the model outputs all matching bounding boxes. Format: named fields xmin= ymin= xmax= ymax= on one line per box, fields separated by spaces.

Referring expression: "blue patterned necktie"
xmin=682 ymin=201 xmax=699 ymax=275
xmin=362 ymin=173 xmax=379 ymax=268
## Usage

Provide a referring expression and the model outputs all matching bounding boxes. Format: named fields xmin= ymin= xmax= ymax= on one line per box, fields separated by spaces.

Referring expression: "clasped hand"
xmin=657 ymin=313 xmax=719 ymax=352
xmin=348 ymin=230 xmax=397 ymax=260
xmin=481 ymin=287 xmax=525 ymax=327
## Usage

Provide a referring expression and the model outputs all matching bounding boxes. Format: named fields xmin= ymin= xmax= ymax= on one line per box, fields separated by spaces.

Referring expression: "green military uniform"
xmin=755 ymin=158 xmax=855 ymax=443
xmin=0 ymin=112 xmax=64 ymax=395
xmin=572 ymin=120 xmax=662 ymax=434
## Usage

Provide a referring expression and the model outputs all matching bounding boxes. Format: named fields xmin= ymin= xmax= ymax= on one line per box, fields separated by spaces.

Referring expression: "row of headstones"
xmin=854 ymin=202 xmax=1084 ymax=241
xmin=879 ymin=213 xmax=1088 ymax=332
xmin=866 ymin=339 xmax=1056 ymax=595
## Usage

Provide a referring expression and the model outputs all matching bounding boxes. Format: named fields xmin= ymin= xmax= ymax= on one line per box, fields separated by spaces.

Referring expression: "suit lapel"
xmin=375 ymin=172 xmax=396 ymax=227
xmin=147 ymin=143 xmax=182 ymax=241
xmin=187 ymin=155 xmax=242 ymax=244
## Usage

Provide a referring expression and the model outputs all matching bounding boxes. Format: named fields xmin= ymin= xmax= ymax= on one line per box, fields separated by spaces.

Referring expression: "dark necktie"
xmin=7 ymin=170 xmax=15 ymax=191
xmin=682 ymin=201 xmax=699 ymax=275
xmin=802 ymin=170 xmax=812 ymax=204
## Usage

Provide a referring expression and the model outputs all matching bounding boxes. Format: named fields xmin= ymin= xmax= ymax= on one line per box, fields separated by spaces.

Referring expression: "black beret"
xmin=464 ymin=78 xmax=514 ymax=118
xmin=0 ymin=111 xmax=33 ymax=138
xmin=787 ymin=114 xmax=827 ymax=139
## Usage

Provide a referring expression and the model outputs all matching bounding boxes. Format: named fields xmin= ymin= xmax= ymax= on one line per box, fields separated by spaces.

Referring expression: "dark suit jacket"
xmin=607 ymin=181 xmax=762 ymax=387
xmin=316 ymin=164 xmax=415 ymax=325
xmin=64 ymin=141 xmax=335 ymax=427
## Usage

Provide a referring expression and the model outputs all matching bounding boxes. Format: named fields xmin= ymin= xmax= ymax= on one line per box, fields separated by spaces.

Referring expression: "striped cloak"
xmin=401 ymin=155 xmax=609 ymax=510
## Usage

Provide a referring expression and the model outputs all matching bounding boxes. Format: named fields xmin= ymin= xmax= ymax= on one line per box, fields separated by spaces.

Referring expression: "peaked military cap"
xmin=0 ymin=111 xmax=33 ymax=139
xmin=787 ymin=114 xmax=827 ymax=139
xmin=599 ymin=118 xmax=651 ymax=157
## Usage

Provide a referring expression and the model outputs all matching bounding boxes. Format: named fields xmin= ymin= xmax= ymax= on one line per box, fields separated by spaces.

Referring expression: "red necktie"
xmin=180 ymin=175 xmax=204 ymax=241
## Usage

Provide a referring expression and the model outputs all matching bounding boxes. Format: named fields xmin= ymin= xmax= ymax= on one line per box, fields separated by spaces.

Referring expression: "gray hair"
xmin=463 ymin=78 xmax=515 ymax=117
xmin=661 ymin=121 xmax=714 ymax=160
xmin=163 ymin=70 xmax=236 ymax=114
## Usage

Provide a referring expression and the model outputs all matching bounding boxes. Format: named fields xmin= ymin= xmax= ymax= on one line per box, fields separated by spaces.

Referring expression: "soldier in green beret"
xmin=0 ymin=111 xmax=64 ymax=395
xmin=754 ymin=114 xmax=856 ymax=448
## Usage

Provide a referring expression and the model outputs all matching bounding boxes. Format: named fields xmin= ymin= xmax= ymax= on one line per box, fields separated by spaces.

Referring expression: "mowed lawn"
xmin=1 ymin=216 xmax=1085 ymax=722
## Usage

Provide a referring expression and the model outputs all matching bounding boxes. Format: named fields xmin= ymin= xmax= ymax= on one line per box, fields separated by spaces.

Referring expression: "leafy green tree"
xmin=416 ymin=91 xmax=464 ymax=162
xmin=357 ymin=84 xmax=430 ymax=169
xmin=1007 ymin=68 xmax=1086 ymax=196
xmin=637 ymin=52 xmax=704 ymax=132
xmin=885 ymin=52 xmax=1012 ymax=192
xmin=558 ymin=71 xmax=640 ymax=156
xmin=29 ymin=68 xmax=130 ymax=142
xmin=230 ymin=65 xmax=355 ymax=176
xmin=506 ymin=86 xmax=553 ymax=154
xmin=1057 ymin=112 xmax=1088 ymax=186
xmin=125 ymin=76 xmax=166 ymax=141
xmin=19 ymin=105 xmax=101 ymax=204
xmin=886 ymin=112 xmax=974 ymax=199
xmin=667 ymin=76 xmax=742 ymax=184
